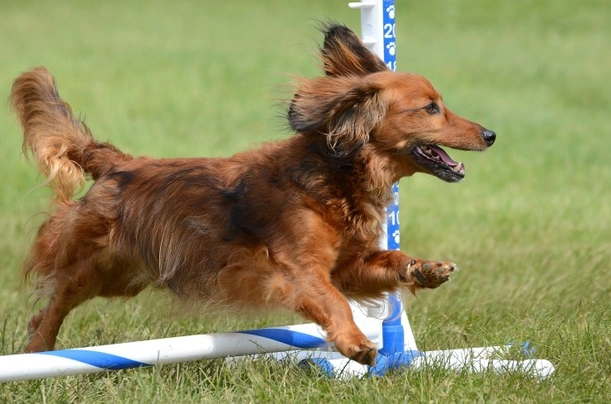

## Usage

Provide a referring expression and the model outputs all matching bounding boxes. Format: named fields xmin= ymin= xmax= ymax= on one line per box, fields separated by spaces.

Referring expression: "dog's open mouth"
xmin=412 ymin=145 xmax=465 ymax=182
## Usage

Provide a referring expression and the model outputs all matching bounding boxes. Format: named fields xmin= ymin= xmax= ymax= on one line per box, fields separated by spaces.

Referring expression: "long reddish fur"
xmin=10 ymin=25 xmax=493 ymax=364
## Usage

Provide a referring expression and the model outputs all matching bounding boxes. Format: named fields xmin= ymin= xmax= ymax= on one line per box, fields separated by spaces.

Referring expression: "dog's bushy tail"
xmin=10 ymin=67 xmax=130 ymax=203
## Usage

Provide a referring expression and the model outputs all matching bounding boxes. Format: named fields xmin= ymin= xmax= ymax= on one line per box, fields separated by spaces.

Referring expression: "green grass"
xmin=1 ymin=0 xmax=609 ymax=402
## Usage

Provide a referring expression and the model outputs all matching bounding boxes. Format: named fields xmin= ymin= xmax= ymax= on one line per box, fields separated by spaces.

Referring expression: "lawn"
xmin=0 ymin=0 xmax=609 ymax=402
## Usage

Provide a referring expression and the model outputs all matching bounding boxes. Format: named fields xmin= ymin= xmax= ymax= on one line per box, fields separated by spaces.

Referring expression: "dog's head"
xmin=288 ymin=24 xmax=495 ymax=183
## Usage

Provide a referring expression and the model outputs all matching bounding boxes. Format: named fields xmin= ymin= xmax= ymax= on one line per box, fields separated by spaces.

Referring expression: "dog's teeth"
xmin=421 ymin=146 xmax=434 ymax=156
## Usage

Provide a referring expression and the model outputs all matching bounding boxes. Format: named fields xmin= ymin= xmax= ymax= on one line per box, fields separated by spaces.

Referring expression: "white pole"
xmin=349 ymin=0 xmax=418 ymax=356
xmin=0 ymin=320 xmax=383 ymax=383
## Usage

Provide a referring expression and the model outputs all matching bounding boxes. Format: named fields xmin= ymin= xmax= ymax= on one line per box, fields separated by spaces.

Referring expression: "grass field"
xmin=0 ymin=0 xmax=609 ymax=402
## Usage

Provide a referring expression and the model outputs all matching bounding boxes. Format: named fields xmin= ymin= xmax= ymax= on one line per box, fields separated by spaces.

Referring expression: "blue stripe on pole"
xmin=386 ymin=183 xmax=400 ymax=250
xmin=380 ymin=0 xmax=406 ymax=357
xmin=238 ymin=329 xmax=327 ymax=349
xmin=382 ymin=1 xmax=400 ymax=252
xmin=382 ymin=0 xmax=396 ymax=71
xmin=39 ymin=349 xmax=149 ymax=370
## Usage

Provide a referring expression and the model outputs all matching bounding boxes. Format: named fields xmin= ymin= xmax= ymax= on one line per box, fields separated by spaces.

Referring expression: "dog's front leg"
xmin=289 ymin=271 xmax=378 ymax=365
xmin=333 ymin=250 xmax=457 ymax=296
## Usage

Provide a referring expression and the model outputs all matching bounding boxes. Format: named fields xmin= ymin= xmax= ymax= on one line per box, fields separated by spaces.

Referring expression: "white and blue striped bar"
xmin=0 ymin=323 xmax=345 ymax=383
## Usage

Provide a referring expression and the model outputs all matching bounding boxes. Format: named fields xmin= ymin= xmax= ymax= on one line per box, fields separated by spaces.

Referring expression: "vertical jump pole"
xmin=348 ymin=0 xmax=420 ymax=373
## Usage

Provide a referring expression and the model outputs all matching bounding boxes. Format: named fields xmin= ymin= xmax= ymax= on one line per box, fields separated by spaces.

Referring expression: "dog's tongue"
xmin=430 ymin=145 xmax=459 ymax=167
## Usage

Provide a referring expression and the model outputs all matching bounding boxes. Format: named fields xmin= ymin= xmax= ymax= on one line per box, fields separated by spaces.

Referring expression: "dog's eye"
xmin=423 ymin=102 xmax=440 ymax=115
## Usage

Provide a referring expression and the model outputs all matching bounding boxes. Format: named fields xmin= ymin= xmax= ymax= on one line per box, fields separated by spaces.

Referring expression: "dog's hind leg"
xmin=25 ymin=252 xmax=148 ymax=353
xmin=25 ymin=259 xmax=103 ymax=353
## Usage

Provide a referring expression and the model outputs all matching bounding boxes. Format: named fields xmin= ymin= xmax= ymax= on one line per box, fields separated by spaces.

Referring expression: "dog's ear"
xmin=321 ymin=24 xmax=388 ymax=77
xmin=287 ymin=76 xmax=386 ymax=156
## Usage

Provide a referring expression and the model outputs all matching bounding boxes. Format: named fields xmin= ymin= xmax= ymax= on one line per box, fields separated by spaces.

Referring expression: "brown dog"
xmin=10 ymin=24 xmax=494 ymax=364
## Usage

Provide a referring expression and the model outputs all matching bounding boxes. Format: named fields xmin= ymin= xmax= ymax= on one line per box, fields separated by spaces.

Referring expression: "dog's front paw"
xmin=334 ymin=333 xmax=378 ymax=365
xmin=400 ymin=258 xmax=457 ymax=294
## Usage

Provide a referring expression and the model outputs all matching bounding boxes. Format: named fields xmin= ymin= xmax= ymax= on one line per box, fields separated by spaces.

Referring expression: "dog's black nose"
xmin=482 ymin=129 xmax=496 ymax=146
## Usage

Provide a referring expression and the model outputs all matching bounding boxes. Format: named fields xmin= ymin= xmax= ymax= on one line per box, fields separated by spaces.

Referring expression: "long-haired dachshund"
xmin=10 ymin=24 xmax=495 ymax=365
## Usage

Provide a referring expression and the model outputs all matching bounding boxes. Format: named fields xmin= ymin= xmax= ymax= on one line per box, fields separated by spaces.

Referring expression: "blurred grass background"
xmin=0 ymin=0 xmax=609 ymax=402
